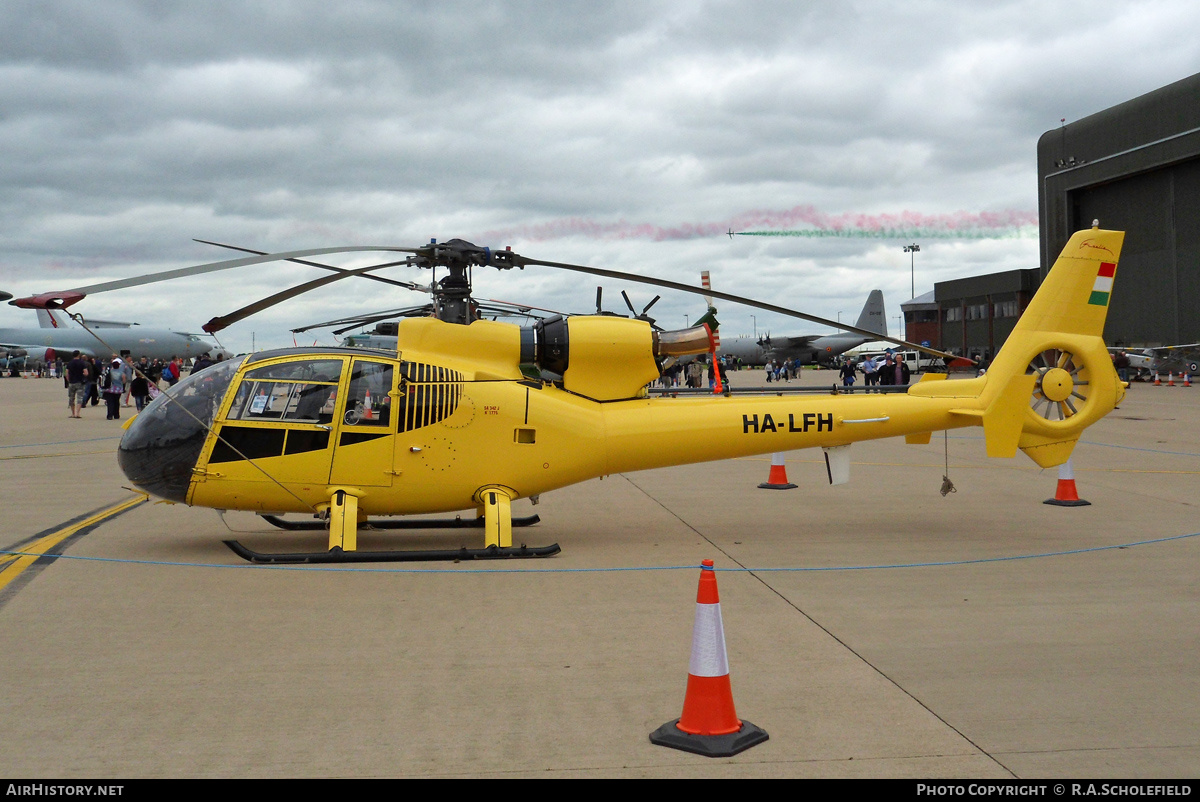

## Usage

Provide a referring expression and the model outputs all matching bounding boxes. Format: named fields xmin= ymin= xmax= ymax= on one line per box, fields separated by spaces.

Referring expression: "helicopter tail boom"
xmin=599 ymin=226 xmax=1125 ymax=475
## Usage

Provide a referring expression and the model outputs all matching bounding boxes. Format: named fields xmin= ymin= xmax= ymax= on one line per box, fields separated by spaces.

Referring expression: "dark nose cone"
xmin=118 ymin=358 xmax=242 ymax=503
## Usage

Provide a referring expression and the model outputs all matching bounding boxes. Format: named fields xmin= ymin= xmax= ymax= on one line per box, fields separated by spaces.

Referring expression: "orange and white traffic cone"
xmin=1043 ymin=458 xmax=1090 ymax=507
xmin=758 ymin=452 xmax=797 ymax=490
xmin=363 ymin=388 xmax=374 ymax=420
xmin=1153 ymin=372 xmax=1162 ymax=386
xmin=650 ymin=560 xmax=768 ymax=757
xmin=1184 ymin=373 xmax=1192 ymax=388
xmin=1168 ymin=372 xmax=1176 ymax=387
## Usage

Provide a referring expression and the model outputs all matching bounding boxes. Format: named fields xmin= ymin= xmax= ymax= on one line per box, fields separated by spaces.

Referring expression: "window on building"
xmin=994 ymin=300 xmax=1020 ymax=318
xmin=966 ymin=303 xmax=989 ymax=321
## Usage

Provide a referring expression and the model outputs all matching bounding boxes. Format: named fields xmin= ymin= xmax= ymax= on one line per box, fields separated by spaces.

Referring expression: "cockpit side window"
xmin=226 ymin=359 xmax=344 ymax=424
xmin=342 ymin=361 xmax=393 ymax=427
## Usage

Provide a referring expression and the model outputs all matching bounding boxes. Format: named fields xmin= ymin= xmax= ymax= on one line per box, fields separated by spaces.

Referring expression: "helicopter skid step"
xmin=257 ymin=513 xmax=541 ymax=531
xmin=222 ymin=540 xmax=561 ymax=564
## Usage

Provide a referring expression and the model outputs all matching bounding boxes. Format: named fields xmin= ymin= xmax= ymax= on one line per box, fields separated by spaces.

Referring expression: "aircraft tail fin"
xmin=923 ymin=225 xmax=1125 ymax=467
xmin=36 ymin=309 xmax=71 ymax=329
xmin=854 ymin=290 xmax=886 ymax=336
xmin=1007 ymin=227 xmax=1122 ymax=341
xmin=983 ymin=225 xmax=1125 ymax=466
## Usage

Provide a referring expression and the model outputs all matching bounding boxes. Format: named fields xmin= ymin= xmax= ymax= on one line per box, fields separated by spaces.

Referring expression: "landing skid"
xmin=258 ymin=513 xmax=542 ymax=531
xmin=233 ymin=488 xmax=553 ymax=563
xmin=223 ymin=540 xmax=561 ymax=564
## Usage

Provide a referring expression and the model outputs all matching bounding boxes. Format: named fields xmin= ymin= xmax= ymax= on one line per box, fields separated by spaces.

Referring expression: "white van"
xmin=854 ymin=349 xmax=940 ymax=374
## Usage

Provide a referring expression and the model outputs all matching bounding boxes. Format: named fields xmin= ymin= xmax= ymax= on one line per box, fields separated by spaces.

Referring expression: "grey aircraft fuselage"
xmin=0 ymin=311 xmax=227 ymax=367
xmin=717 ymin=289 xmax=889 ymax=367
xmin=718 ymin=330 xmax=886 ymax=367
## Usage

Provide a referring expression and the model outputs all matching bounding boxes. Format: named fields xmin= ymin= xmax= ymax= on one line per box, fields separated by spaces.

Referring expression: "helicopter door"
xmin=209 ymin=357 xmax=345 ymax=486
xmin=329 ymin=358 xmax=396 ymax=487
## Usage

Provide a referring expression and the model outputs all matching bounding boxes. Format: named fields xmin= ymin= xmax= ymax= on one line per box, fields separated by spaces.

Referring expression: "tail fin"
xmin=916 ymin=225 xmax=1126 ymax=467
xmin=981 ymin=225 xmax=1125 ymax=466
xmin=36 ymin=309 xmax=71 ymax=329
xmin=854 ymin=290 xmax=887 ymax=336
xmin=1006 ymin=227 xmax=1122 ymax=340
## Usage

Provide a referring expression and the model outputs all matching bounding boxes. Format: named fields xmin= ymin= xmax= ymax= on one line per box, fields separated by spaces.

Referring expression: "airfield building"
xmin=902 ymin=71 xmax=1200 ymax=355
xmin=1038 ymin=71 xmax=1200 ymax=347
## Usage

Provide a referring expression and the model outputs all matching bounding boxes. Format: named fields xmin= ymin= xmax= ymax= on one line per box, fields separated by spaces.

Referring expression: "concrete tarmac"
xmin=1 ymin=369 xmax=1197 ymax=778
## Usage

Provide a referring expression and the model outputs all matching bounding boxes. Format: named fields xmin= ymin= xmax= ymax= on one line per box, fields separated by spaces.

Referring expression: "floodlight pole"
xmin=904 ymin=243 xmax=920 ymax=300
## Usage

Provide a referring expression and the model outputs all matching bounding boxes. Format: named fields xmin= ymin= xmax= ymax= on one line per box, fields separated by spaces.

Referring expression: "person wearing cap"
xmin=877 ymin=353 xmax=895 ymax=387
xmin=861 ymin=354 xmax=879 ymax=392
xmin=102 ymin=356 xmax=127 ymax=420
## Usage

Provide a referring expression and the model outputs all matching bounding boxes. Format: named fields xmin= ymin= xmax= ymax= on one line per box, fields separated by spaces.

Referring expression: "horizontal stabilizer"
xmin=947 ymin=374 xmax=1034 ymax=457
xmin=981 ymin=374 xmax=1036 ymax=458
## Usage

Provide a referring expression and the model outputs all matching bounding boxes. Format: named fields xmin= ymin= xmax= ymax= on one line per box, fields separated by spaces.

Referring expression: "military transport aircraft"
xmin=0 ymin=307 xmax=229 ymax=367
xmin=717 ymin=290 xmax=888 ymax=367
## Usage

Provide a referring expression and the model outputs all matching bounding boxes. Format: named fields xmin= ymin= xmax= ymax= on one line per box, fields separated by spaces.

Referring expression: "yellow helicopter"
xmin=17 ymin=225 xmax=1126 ymax=562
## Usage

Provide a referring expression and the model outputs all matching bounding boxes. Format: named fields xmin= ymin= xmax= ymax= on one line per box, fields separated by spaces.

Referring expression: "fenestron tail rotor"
xmin=1027 ymin=348 xmax=1091 ymax=422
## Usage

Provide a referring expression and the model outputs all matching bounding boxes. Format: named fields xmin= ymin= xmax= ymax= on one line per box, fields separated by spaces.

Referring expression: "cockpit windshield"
xmin=118 ymin=356 xmax=246 ymax=502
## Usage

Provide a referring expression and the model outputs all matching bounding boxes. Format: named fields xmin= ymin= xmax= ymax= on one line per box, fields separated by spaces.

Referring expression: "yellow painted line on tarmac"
xmin=0 ymin=493 xmax=148 ymax=592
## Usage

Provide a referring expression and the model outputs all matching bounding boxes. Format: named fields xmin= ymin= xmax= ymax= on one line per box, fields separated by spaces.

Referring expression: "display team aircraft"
xmin=719 ymin=289 xmax=887 ymax=367
xmin=0 ymin=307 xmax=228 ymax=366
xmin=16 ymin=225 xmax=1125 ymax=563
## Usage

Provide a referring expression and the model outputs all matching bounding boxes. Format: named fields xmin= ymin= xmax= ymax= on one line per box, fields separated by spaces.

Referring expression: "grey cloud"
xmin=2 ymin=0 xmax=1199 ymax=353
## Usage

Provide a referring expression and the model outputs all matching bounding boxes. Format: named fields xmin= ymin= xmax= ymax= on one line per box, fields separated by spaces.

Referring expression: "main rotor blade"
xmin=330 ymin=306 xmax=437 ymax=335
xmin=202 ymin=259 xmax=410 ymax=334
xmin=66 ymin=245 xmax=427 ymax=295
xmin=298 ymin=297 xmax=557 ymax=335
xmin=195 ymin=239 xmax=428 ymax=293
xmin=47 ymin=239 xmax=967 ymax=362
xmin=512 ymin=255 xmax=967 ymax=363
xmin=293 ymin=308 xmax=418 ymax=334
xmin=476 ymin=297 xmax=565 ymax=317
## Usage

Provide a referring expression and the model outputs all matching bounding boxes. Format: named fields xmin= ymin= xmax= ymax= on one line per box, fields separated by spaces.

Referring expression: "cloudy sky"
xmin=3 ymin=0 xmax=1199 ymax=353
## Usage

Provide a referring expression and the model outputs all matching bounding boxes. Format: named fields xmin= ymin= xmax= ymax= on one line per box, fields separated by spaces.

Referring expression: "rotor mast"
xmin=411 ymin=238 xmax=519 ymax=326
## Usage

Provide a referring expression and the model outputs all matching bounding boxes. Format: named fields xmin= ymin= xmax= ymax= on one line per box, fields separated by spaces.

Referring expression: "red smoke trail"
xmin=481 ymin=206 xmax=1037 ymax=242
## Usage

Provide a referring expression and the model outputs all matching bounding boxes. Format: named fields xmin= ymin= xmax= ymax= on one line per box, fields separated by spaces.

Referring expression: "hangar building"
xmin=1038 ymin=71 xmax=1200 ymax=347
xmin=902 ymin=71 xmax=1200 ymax=355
